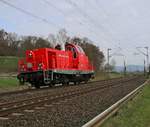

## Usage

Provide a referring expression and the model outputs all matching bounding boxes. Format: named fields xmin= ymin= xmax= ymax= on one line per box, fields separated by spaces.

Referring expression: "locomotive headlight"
xmin=21 ymin=65 xmax=25 ymax=71
xmin=29 ymin=51 xmax=33 ymax=58
xmin=38 ymin=63 xmax=43 ymax=70
xmin=29 ymin=53 xmax=32 ymax=57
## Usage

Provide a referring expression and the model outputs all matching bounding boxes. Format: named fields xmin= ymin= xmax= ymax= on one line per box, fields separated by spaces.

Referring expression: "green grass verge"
xmin=101 ymin=81 xmax=150 ymax=127
xmin=0 ymin=56 xmax=18 ymax=73
xmin=0 ymin=78 xmax=19 ymax=88
xmin=93 ymin=72 xmax=124 ymax=81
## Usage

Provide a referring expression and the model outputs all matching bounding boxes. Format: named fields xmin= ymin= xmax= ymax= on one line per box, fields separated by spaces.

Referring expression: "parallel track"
xmin=0 ymin=76 xmax=131 ymax=97
xmin=83 ymin=79 xmax=149 ymax=127
xmin=0 ymin=76 xmax=145 ymax=118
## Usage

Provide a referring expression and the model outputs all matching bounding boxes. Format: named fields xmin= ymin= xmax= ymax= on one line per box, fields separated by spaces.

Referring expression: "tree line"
xmin=0 ymin=28 xmax=105 ymax=72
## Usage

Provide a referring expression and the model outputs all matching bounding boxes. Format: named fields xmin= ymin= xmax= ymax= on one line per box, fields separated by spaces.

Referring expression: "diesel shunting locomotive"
xmin=17 ymin=43 xmax=94 ymax=88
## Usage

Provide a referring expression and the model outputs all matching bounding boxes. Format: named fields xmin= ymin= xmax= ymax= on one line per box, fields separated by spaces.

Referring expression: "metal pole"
xmin=145 ymin=47 xmax=149 ymax=70
xmin=107 ymin=48 xmax=109 ymax=72
xmin=124 ymin=60 xmax=126 ymax=76
xmin=107 ymin=48 xmax=111 ymax=73
xmin=144 ymin=59 xmax=146 ymax=76
xmin=145 ymin=47 xmax=149 ymax=76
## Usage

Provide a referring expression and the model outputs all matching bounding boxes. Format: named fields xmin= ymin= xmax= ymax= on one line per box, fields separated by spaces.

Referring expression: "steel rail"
xmin=0 ymin=76 xmax=143 ymax=117
xmin=0 ymin=76 xmax=139 ymax=108
xmin=0 ymin=76 xmax=131 ymax=97
xmin=82 ymin=79 xmax=149 ymax=127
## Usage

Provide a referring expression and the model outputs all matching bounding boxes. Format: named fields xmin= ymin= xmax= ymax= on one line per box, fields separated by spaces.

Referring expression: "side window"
xmin=72 ymin=48 xmax=77 ymax=58
xmin=66 ymin=47 xmax=72 ymax=51
xmin=66 ymin=46 xmax=77 ymax=58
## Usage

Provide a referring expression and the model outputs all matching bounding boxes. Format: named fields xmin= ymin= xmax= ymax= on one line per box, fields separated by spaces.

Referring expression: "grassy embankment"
xmin=0 ymin=56 xmax=19 ymax=90
xmin=0 ymin=78 xmax=18 ymax=89
xmin=0 ymin=56 xmax=18 ymax=73
xmin=101 ymin=80 xmax=150 ymax=127
xmin=93 ymin=71 xmax=124 ymax=81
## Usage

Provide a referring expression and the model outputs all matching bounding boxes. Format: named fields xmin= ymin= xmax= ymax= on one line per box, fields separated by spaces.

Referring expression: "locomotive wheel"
xmin=62 ymin=81 xmax=69 ymax=86
xmin=35 ymin=85 xmax=40 ymax=89
xmin=50 ymin=82 xmax=55 ymax=87
xmin=73 ymin=81 xmax=76 ymax=85
xmin=84 ymin=80 xmax=88 ymax=84
xmin=62 ymin=76 xmax=69 ymax=85
xmin=48 ymin=84 xmax=52 ymax=87
xmin=66 ymin=82 xmax=69 ymax=85
xmin=74 ymin=81 xmax=80 ymax=85
xmin=35 ymin=83 xmax=40 ymax=89
xmin=19 ymin=77 xmax=24 ymax=85
xmin=49 ymin=83 xmax=55 ymax=87
xmin=77 ymin=81 xmax=80 ymax=85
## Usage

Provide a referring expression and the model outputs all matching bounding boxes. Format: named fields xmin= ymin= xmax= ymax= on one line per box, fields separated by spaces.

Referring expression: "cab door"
xmin=66 ymin=45 xmax=78 ymax=69
xmin=71 ymin=47 xmax=78 ymax=69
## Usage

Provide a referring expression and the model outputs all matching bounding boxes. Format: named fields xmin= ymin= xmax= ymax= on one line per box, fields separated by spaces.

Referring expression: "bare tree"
xmin=0 ymin=29 xmax=9 ymax=55
xmin=35 ymin=37 xmax=52 ymax=48
xmin=20 ymin=36 xmax=37 ymax=56
xmin=7 ymin=32 xmax=20 ymax=55
xmin=56 ymin=28 xmax=69 ymax=50
xmin=47 ymin=34 xmax=56 ymax=48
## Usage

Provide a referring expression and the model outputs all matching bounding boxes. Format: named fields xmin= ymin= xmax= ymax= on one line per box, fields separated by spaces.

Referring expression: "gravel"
xmin=0 ymin=77 xmax=146 ymax=127
xmin=0 ymin=77 xmax=129 ymax=103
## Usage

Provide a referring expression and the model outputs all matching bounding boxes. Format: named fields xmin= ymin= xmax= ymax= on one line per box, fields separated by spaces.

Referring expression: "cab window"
xmin=66 ymin=46 xmax=77 ymax=58
xmin=66 ymin=47 xmax=72 ymax=51
xmin=72 ymin=47 xmax=77 ymax=58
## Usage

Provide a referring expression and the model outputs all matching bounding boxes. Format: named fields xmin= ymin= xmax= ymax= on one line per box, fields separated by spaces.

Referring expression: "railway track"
xmin=83 ymin=79 xmax=149 ymax=127
xmin=0 ymin=76 xmax=134 ymax=97
xmin=0 ymin=76 xmax=145 ymax=118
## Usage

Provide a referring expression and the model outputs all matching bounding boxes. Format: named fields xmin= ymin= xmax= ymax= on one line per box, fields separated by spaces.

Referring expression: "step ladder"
xmin=43 ymin=70 xmax=51 ymax=84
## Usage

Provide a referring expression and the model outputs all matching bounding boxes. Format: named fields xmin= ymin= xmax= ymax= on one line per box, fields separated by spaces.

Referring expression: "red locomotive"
xmin=17 ymin=43 xmax=94 ymax=88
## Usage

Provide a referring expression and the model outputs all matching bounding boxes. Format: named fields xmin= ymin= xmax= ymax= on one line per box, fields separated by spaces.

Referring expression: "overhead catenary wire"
xmin=0 ymin=0 xmax=61 ymax=29
xmin=0 ymin=0 xmax=102 ymax=46
xmin=0 ymin=0 xmax=81 ymax=36
xmin=64 ymin=0 xmax=104 ymax=30
xmin=92 ymin=0 xmax=120 ymax=46
xmin=0 ymin=0 xmax=115 ymax=47
xmin=64 ymin=0 xmax=117 ymax=43
xmin=41 ymin=0 xmax=85 ymax=26
xmin=42 ymin=0 xmax=67 ymax=17
xmin=41 ymin=0 xmax=110 ymax=45
xmin=94 ymin=0 xmax=143 ymax=58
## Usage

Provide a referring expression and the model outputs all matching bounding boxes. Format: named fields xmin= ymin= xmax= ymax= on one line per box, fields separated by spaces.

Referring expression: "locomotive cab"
xmin=65 ymin=43 xmax=79 ymax=68
xmin=65 ymin=43 xmax=91 ymax=70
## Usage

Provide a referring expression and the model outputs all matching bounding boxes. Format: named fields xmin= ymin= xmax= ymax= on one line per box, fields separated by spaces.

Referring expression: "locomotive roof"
xmin=66 ymin=43 xmax=85 ymax=54
xmin=26 ymin=43 xmax=85 ymax=54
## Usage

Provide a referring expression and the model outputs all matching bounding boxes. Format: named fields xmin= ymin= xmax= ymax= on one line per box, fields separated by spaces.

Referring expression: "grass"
xmin=101 ymin=81 xmax=150 ymax=127
xmin=93 ymin=72 xmax=124 ymax=81
xmin=0 ymin=78 xmax=19 ymax=89
xmin=0 ymin=56 xmax=18 ymax=73
xmin=109 ymin=72 xmax=124 ymax=78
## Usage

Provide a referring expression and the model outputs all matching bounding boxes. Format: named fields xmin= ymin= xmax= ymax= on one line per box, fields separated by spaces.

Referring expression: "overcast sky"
xmin=0 ymin=0 xmax=149 ymax=66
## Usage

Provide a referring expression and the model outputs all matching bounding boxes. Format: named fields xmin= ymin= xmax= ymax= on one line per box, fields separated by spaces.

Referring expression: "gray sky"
xmin=0 ymin=0 xmax=149 ymax=66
